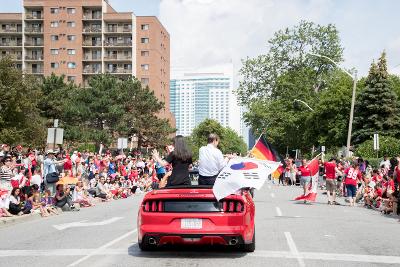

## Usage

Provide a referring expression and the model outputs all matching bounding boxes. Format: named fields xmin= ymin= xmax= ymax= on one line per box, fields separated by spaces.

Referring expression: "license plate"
xmin=181 ymin=218 xmax=202 ymax=229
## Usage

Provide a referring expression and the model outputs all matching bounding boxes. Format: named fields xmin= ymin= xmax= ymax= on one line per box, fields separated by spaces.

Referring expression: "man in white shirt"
xmin=198 ymin=134 xmax=231 ymax=185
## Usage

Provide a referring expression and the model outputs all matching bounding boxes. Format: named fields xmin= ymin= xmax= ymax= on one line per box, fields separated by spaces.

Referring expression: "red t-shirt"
xmin=298 ymin=166 xmax=311 ymax=177
xmin=64 ymin=159 xmax=72 ymax=171
xmin=344 ymin=167 xmax=362 ymax=186
xmin=395 ymin=166 xmax=400 ymax=183
xmin=324 ymin=162 xmax=336 ymax=179
xmin=375 ymin=188 xmax=383 ymax=197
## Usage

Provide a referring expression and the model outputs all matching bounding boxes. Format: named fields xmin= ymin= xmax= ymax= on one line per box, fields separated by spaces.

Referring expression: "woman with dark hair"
xmin=152 ymin=135 xmax=193 ymax=187
xmin=8 ymin=187 xmax=30 ymax=215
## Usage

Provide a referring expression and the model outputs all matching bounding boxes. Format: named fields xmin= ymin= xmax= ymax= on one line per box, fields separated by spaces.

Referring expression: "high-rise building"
xmin=0 ymin=0 xmax=174 ymax=122
xmin=170 ymin=67 xmax=243 ymax=137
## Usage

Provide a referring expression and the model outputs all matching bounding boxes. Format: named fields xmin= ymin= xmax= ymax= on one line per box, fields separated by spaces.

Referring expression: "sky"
xmin=1 ymin=0 xmax=399 ymax=77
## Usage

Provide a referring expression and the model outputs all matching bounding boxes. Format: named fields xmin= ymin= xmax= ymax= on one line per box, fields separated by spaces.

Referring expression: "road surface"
xmin=0 ymin=182 xmax=399 ymax=267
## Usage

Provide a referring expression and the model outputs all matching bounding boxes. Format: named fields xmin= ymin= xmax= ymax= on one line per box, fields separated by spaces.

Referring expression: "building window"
xmin=50 ymin=21 xmax=59 ymax=28
xmin=67 ymin=49 xmax=76 ymax=55
xmin=50 ymin=8 xmax=59 ymax=14
xmin=67 ymin=8 xmax=76 ymax=14
xmin=141 ymin=64 xmax=149 ymax=71
xmin=67 ymin=21 xmax=76 ymax=27
xmin=67 ymin=76 xmax=76 ymax=82
xmin=141 ymin=78 xmax=149 ymax=85
xmin=67 ymin=35 xmax=76 ymax=41
xmin=50 ymin=62 xmax=59 ymax=69
xmin=67 ymin=62 xmax=76 ymax=69
xmin=141 ymin=24 xmax=149 ymax=30
xmin=51 ymin=35 xmax=59 ymax=41
xmin=141 ymin=38 xmax=149 ymax=44
xmin=50 ymin=49 xmax=59 ymax=55
xmin=141 ymin=50 xmax=149 ymax=56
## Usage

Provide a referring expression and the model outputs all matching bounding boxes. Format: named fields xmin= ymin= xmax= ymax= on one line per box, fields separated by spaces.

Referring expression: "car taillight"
xmin=143 ymin=200 xmax=163 ymax=212
xmin=221 ymin=200 xmax=244 ymax=213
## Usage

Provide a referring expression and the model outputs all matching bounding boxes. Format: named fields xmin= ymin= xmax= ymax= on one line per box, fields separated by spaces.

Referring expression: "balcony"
xmin=25 ymin=27 xmax=43 ymax=33
xmin=83 ymin=14 xmax=102 ymax=20
xmin=0 ymin=42 xmax=22 ymax=47
xmin=104 ymin=41 xmax=132 ymax=47
xmin=104 ymin=27 xmax=132 ymax=33
xmin=106 ymin=68 xmax=132 ymax=74
xmin=0 ymin=54 xmax=22 ymax=60
xmin=83 ymin=55 xmax=102 ymax=61
xmin=25 ymin=41 xmax=43 ymax=46
xmin=27 ymin=68 xmax=44 ymax=74
xmin=0 ymin=29 xmax=22 ymax=34
xmin=83 ymin=68 xmax=102 ymax=74
xmin=83 ymin=27 xmax=102 ymax=33
xmin=104 ymin=55 xmax=132 ymax=61
xmin=82 ymin=41 xmax=102 ymax=47
xmin=25 ymin=14 xmax=43 ymax=20
xmin=25 ymin=55 xmax=44 ymax=61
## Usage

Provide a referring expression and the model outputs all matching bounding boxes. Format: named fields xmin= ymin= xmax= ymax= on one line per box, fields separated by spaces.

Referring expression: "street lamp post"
xmin=293 ymin=99 xmax=314 ymax=112
xmin=307 ymin=53 xmax=357 ymax=157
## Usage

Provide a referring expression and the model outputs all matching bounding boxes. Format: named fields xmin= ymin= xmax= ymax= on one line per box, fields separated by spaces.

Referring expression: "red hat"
xmin=16 ymin=145 xmax=23 ymax=151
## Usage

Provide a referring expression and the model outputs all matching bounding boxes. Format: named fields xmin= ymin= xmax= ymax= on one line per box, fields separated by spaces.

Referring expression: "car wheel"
xmin=242 ymin=229 xmax=255 ymax=252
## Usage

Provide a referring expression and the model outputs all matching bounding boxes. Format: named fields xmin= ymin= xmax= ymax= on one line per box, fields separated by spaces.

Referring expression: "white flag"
xmin=212 ymin=157 xmax=280 ymax=201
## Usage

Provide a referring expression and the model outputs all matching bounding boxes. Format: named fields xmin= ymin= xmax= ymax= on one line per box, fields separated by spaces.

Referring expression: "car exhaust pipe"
xmin=229 ymin=238 xmax=238 ymax=246
xmin=148 ymin=237 xmax=157 ymax=245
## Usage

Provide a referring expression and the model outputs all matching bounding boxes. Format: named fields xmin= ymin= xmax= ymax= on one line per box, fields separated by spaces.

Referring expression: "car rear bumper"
xmin=141 ymin=233 xmax=245 ymax=246
xmin=138 ymin=212 xmax=254 ymax=245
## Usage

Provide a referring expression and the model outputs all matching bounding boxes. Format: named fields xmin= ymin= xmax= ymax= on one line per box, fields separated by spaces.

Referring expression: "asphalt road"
xmin=1 ymin=182 xmax=400 ymax=267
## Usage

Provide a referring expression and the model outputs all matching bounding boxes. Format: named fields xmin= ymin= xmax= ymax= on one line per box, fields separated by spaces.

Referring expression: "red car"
xmin=137 ymin=185 xmax=255 ymax=252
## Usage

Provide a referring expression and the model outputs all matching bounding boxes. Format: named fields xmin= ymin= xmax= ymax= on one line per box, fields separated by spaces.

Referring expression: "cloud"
xmin=159 ymin=0 xmax=400 ymax=77
xmin=160 ymin=0 xmax=334 ymax=73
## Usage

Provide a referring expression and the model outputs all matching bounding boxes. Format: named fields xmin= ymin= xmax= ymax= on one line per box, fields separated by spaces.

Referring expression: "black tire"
xmin=242 ymin=229 xmax=255 ymax=252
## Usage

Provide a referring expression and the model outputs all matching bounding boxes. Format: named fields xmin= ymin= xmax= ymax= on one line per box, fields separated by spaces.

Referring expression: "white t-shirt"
xmin=30 ymin=174 xmax=42 ymax=187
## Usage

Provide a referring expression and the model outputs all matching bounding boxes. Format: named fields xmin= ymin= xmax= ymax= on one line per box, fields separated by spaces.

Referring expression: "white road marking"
xmin=270 ymin=193 xmax=275 ymax=198
xmin=2 ymin=248 xmax=400 ymax=265
xmin=67 ymin=228 xmax=137 ymax=266
xmin=284 ymin=232 xmax=305 ymax=267
xmin=53 ymin=217 xmax=124 ymax=231
xmin=275 ymin=207 xmax=282 ymax=216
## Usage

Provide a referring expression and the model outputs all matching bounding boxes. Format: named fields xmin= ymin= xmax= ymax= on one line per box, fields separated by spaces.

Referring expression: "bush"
xmin=355 ymin=136 xmax=400 ymax=159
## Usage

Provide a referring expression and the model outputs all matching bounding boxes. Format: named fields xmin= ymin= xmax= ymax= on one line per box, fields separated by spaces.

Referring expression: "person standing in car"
xmin=198 ymin=134 xmax=233 ymax=186
xmin=152 ymin=135 xmax=193 ymax=187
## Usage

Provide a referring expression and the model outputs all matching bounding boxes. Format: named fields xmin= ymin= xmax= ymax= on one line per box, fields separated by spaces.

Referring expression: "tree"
xmin=237 ymin=20 xmax=343 ymax=105
xmin=0 ymin=58 xmax=45 ymax=146
xmin=353 ymin=52 xmax=400 ymax=144
xmin=237 ymin=21 xmax=345 ymax=154
xmin=189 ymin=119 xmax=247 ymax=159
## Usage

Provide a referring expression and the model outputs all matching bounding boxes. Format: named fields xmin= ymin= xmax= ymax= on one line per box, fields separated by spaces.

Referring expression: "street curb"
xmin=0 ymin=213 xmax=42 ymax=228
xmin=0 ymin=207 xmax=64 ymax=229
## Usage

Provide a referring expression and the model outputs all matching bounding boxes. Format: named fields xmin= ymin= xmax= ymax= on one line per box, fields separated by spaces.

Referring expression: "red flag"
xmin=294 ymin=157 xmax=320 ymax=202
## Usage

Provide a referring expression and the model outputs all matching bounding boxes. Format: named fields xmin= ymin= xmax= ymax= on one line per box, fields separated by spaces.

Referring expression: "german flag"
xmin=251 ymin=134 xmax=285 ymax=176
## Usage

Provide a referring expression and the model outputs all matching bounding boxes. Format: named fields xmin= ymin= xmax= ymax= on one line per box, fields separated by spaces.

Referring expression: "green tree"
xmin=189 ymin=119 xmax=247 ymax=160
xmin=353 ymin=52 xmax=400 ymax=144
xmin=237 ymin=21 xmax=345 ymax=154
xmin=0 ymin=58 xmax=45 ymax=146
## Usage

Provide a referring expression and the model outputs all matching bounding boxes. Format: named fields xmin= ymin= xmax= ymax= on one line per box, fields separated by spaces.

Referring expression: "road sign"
xmin=321 ymin=146 xmax=326 ymax=152
xmin=118 ymin=138 xmax=128 ymax=149
xmin=46 ymin=128 xmax=64 ymax=144
xmin=373 ymin=133 xmax=379 ymax=151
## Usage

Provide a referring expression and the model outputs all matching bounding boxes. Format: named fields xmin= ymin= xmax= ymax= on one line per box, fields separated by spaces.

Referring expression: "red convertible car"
xmin=137 ymin=185 xmax=255 ymax=252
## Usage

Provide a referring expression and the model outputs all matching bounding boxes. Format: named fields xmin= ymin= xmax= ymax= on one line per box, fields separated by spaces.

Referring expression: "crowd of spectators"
xmin=282 ymin=155 xmax=400 ymax=218
xmin=0 ymin=143 xmax=171 ymax=218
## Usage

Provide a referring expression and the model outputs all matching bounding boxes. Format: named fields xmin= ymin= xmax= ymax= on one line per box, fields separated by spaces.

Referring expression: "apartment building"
xmin=0 ymin=0 xmax=174 ymax=122
xmin=170 ymin=68 xmax=244 ymax=138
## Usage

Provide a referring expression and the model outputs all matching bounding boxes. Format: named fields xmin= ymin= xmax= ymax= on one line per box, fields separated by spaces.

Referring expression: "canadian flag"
xmin=294 ymin=157 xmax=319 ymax=201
